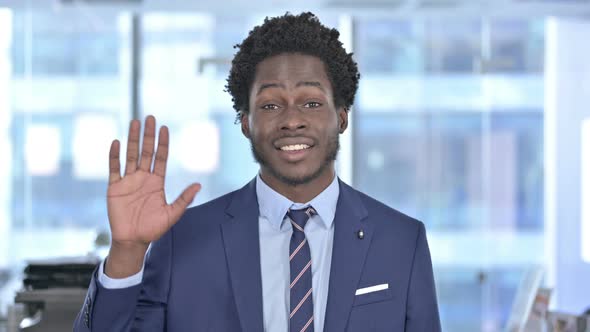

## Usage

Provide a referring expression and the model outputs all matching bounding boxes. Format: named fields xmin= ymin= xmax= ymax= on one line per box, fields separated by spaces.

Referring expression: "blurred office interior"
xmin=0 ymin=0 xmax=589 ymax=330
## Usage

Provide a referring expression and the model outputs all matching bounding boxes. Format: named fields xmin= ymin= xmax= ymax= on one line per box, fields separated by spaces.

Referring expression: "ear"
xmin=240 ymin=111 xmax=251 ymax=138
xmin=337 ymin=107 xmax=349 ymax=134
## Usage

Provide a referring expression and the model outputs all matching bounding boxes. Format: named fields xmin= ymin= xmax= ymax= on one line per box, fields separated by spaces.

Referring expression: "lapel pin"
xmin=357 ymin=229 xmax=364 ymax=239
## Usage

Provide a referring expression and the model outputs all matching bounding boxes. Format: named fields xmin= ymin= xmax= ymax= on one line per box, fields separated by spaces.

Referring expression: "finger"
xmin=139 ymin=115 xmax=156 ymax=172
xmin=109 ymin=140 xmax=122 ymax=184
xmin=125 ymin=119 xmax=140 ymax=175
xmin=153 ymin=125 xmax=169 ymax=178
xmin=168 ymin=183 xmax=201 ymax=223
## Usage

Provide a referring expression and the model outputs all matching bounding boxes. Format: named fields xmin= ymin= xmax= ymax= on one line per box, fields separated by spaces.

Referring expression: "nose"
xmin=280 ymin=104 xmax=307 ymax=131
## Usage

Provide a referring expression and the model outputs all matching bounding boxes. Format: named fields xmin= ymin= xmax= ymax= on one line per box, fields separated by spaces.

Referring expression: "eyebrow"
xmin=256 ymin=81 xmax=326 ymax=95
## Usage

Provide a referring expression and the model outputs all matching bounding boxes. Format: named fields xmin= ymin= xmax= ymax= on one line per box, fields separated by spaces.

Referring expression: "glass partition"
xmin=354 ymin=17 xmax=545 ymax=331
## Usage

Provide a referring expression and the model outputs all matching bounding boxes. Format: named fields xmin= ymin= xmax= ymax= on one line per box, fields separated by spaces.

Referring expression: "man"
xmin=74 ymin=12 xmax=441 ymax=331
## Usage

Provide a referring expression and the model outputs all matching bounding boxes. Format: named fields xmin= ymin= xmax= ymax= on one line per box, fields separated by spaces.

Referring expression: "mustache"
xmin=274 ymin=134 xmax=315 ymax=139
xmin=272 ymin=135 xmax=316 ymax=147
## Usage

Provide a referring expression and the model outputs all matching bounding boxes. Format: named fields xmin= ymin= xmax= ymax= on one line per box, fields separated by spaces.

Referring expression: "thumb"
xmin=169 ymin=183 xmax=201 ymax=223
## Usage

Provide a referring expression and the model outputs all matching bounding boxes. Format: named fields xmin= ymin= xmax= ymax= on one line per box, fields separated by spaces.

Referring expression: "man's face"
xmin=241 ymin=53 xmax=348 ymax=188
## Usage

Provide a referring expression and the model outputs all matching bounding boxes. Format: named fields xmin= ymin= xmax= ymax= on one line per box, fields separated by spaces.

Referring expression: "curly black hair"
xmin=225 ymin=12 xmax=360 ymax=123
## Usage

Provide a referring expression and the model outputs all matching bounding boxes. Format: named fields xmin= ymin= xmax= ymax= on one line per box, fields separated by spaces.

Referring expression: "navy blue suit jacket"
xmin=73 ymin=178 xmax=441 ymax=331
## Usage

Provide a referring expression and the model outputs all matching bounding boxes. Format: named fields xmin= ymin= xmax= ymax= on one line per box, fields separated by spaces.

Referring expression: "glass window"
xmin=11 ymin=11 xmax=121 ymax=76
xmin=356 ymin=20 xmax=423 ymax=74
xmin=140 ymin=13 xmax=256 ymax=203
xmin=2 ymin=8 xmax=131 ymax=273
xmin=489 ymin=19 xmax=545 ymax=73
xmin=425 ymin=19 xmax=482 ymax=73
xmin=354 ymin=17 xmax=545 ymax=331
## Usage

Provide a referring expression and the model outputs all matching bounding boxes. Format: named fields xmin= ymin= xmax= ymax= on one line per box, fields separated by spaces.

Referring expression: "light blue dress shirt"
xmin=98 ymin=173 xmax=339 ymax=332
xmin=256 ymin=174 xmax=338 ymax=332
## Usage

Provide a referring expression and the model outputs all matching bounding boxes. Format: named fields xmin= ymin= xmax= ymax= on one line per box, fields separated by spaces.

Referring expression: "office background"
xmin=0 ymin=0 xmax=589 ymax=330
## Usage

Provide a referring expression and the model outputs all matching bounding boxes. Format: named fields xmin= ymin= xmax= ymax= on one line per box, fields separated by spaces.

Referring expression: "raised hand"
xmin=104 ymin=115 xmax=201 ymax=278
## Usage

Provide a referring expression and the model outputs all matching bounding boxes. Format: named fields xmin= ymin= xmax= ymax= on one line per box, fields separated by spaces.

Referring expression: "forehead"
xmin=253 ymin=53 xmax=330 ymax=85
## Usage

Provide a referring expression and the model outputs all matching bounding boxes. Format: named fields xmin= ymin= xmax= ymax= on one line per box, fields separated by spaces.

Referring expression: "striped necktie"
xmin=287 ymin=206 xmax=316 ymax=332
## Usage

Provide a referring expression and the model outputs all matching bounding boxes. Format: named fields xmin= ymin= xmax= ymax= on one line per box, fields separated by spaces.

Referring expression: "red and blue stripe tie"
xmin=287 ymin=207 xmax=316 ymax=332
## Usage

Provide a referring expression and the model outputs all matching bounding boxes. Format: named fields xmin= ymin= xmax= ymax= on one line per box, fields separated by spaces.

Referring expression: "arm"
xmin=405 ymin=222 xmax=442 ymax=332
xmin=73 ymin=271 xmax=143 ymax=332
xmin=73 ymin=116 xmax=199 ymax=331
xmin=73 ymin=230 xmax=173 ymax=332
xmin=72 ymin=258 xmax=144 ymax=331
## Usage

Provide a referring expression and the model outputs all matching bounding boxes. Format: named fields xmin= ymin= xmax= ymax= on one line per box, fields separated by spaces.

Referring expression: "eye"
xmin=303 ymin=101 xmax=322 ymax=108
xmin=261 ymin=104 xmax=280 ymax=111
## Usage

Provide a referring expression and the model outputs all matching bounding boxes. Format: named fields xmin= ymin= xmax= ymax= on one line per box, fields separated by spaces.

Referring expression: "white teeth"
xmin=280 ymin=144 xmax=310 ymax=151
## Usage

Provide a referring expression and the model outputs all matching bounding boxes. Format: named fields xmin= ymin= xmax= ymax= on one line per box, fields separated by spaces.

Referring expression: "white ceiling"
xmin=0 ymin=0 xmax=589 ymax=17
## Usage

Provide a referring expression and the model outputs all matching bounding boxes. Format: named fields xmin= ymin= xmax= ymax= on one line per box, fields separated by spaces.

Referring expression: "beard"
xmin=249 ymin=130 xmax=340 ymax=187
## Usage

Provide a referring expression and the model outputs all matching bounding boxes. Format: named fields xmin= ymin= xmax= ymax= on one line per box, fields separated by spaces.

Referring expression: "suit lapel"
xmin=220 ymin=178 xmax=264 ymax=332
xmin=324 ymin=180 xmax=373 ymax=332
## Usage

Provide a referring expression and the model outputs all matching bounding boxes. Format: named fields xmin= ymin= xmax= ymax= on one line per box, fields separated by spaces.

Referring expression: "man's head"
xmin=225 ymin=12 xmax=360 ymax=195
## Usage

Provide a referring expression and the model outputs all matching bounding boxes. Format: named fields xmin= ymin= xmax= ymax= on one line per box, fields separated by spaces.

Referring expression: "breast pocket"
xmin=347 ymin=287 xmax=403 ymax=332
xmin=352 ymin=286 xmax=393 ymax=307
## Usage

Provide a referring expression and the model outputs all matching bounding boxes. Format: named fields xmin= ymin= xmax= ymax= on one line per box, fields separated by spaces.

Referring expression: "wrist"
xmin=110 ymin=240 xmax=149 ymax=254
xmin=105 ymin=241 xmax=149 ymax=278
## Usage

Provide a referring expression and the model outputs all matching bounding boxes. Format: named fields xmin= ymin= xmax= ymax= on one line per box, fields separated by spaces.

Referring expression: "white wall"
xmin=545 ymin=17 xmax=590 ymax=313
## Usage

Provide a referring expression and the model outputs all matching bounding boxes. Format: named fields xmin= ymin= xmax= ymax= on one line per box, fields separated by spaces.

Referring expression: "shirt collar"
xmin=256 ymin=173 xmax=339 ymax=231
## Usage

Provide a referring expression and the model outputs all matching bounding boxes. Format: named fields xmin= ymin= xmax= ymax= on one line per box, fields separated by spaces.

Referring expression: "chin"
xmin=274 ymin=165 xmax=328 ymax=187
xmin=277 ymin=174 xmax=318 ymax=187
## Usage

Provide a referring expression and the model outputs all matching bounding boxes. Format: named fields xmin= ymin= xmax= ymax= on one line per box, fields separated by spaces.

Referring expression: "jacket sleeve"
xmin=405 ymin=222 xmax=442 ymax=332
xmin=73 ymin=229 xmax=173 ymax=332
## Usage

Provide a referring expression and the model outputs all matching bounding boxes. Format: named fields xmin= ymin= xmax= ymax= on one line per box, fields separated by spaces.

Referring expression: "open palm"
xmin=107 ymin=116 xmax=201 ymax=247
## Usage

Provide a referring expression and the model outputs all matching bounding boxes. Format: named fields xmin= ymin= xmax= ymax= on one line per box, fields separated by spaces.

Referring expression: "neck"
xmin=259 ymin=167 xmax=335 ymax=203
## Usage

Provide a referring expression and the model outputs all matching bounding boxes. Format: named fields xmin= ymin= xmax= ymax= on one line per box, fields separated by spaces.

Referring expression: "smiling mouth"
xmin=279 ymin=144 xmax=311 ymax=151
